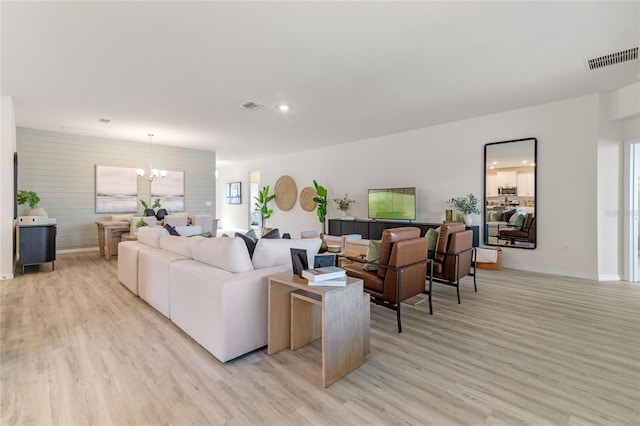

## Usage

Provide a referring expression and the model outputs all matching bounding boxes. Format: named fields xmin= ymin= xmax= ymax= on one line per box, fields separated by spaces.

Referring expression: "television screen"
xmin=368 ymin=187 xmax=416 ymax=220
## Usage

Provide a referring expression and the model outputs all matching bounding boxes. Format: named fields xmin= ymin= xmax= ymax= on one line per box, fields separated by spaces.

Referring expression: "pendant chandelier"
xmin=137 ymin=133 xmax=166 ymax=182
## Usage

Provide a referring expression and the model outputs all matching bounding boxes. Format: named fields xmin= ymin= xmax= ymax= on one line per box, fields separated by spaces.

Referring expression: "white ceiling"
xmin=2 ymin=1 xmax=639 ymax=166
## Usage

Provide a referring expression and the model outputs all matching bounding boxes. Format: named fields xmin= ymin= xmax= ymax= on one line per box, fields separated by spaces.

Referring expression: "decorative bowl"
xmin=327 ymin=244 xmax=341 ymax=253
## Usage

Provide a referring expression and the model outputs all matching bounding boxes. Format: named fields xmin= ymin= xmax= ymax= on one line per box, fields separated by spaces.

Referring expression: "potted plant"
xmin=332 ymin=194 xmax=355 ymax=218
xmin=152 ymin=199 xmax=167 ymax=220
xmin=313 ymin=180 xmax=328 ymax=234
xmin=254 ymin=185 xmax=275 ymax=233
xmin=17 ymin=190 xmax=47 ymax=216
xmin=140 ymin=199 xmax=156 ymax=217
xmin=447 ymin=193 xmax=480 ymax=226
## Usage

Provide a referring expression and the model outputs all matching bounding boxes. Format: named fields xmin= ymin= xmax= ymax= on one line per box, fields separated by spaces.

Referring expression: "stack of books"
xmin=301 ymin=266 xmax=347 ymax=287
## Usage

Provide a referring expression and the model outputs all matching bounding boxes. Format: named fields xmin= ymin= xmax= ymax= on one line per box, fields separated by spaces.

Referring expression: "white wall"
xmin=218 ymin=94 xmax=618 ymax=279
xmin=0 ymin=96 xmax=17 ymax=280
xmin=597 ymin=94 xmax=624 ymax=280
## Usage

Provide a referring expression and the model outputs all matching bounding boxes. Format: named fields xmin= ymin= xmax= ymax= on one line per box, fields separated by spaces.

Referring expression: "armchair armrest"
xmin=377 ymin=258 xmax=428 ymax=273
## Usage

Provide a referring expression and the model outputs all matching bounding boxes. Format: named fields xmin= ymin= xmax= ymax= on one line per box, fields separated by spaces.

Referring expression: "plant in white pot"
xmin=332 ymin=194 xmax=355 ymax=219
xmin=447 ymin=193 xmax=480 ymax=226
xmin=17 ymin=190 xmax=47 ymax=217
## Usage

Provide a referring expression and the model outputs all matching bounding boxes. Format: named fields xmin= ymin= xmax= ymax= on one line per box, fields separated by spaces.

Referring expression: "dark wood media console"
xmin=328 ymin=219 xmax=479 ymax=247
xmin=328 ymin=219 xmax=439 ymax=240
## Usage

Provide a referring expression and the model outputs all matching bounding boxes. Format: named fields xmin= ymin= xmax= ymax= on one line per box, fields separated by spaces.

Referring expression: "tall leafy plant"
xmin=313 ymin=180 xmax=328 ymax=234
xmin=254 ymin=185 xmax=275 ymax=229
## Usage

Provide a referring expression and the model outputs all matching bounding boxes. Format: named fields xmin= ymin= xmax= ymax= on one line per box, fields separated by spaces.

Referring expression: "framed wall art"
xmin=151 ymin=170 xmax=185 ymax=212
xmin=226 ymin=182 xmax=241 ymax=204
xmin=95 ymin=165 xmax=138 ymax=213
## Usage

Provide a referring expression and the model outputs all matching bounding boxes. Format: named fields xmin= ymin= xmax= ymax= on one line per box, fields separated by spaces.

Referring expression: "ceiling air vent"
xmin=239 ymin=101 xmax=265 ymax=110
xmin=585 ymin=47 xmax=638 ymax=70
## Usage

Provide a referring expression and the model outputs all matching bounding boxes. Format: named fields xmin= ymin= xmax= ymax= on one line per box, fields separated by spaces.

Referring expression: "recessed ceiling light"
xmin=278 ymin=104 xmax=290 ymax=112
xmin=492 ymin=161 xmax=497 ymax=165
xmin=522 ymin=160 xmax=528 ymax=164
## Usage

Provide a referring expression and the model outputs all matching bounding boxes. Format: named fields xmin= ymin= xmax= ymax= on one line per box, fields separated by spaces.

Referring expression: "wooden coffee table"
xmin=268 ymin=273 xmax=370 ymax=387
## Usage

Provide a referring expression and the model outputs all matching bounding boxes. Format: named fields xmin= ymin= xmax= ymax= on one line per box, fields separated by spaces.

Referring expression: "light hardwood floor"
xmin=1 ymin=252 xmax=639 ymax=425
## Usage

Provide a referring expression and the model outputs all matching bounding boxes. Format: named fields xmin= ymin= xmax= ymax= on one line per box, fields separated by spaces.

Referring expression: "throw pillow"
xmin=235 ymin=232 xmax=257 ymax=258
xmin=363 ymin=240 xmax=381 ymax=271
xmin=513 ymin=214 xmax=526 ymax=231
xmin=494 ymin=210 xmax=504 ymax=221
xmin=188 ymin=231 xmax=214 ymax=238
xmin=246 ymin=228 xmax=258 ymax=239
xmin=425 ymin=227 xmax=440 ymax=259
xmin=262 ymin=228 xmax=280 ymax=239
xmin=503 ymin=209 xmax=517 ymax=222
xmin=164 ymin=224 xmax=180 ymax=236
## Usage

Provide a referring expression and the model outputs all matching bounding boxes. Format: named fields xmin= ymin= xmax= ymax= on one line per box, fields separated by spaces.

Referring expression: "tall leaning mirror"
xmin=484 ymin=137 xmax=537 ymax=249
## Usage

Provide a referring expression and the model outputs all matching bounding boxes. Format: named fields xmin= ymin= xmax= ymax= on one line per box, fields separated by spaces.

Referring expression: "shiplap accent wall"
xmin=17 ymin=128 xmax=216 ymax=250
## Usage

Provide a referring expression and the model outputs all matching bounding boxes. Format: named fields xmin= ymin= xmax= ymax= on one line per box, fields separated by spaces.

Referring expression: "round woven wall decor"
xmin=274 ymin=175 xmax=297 ymax=211
xmin=300 ymin=186 xmax=317 ymax=212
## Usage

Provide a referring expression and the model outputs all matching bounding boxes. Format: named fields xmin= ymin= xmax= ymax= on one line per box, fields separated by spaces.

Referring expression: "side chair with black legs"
xmin=425 ymin=223 xmax=476 ymax=312
xmin=342 ymin=227 xmax=428 ymax=333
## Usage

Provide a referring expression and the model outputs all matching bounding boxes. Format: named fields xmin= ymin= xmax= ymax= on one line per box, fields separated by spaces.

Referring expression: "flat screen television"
xmin=368 ymin=187 xmax=416 ymax=221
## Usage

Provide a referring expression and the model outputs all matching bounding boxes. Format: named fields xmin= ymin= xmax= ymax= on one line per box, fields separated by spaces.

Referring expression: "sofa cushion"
xmin=159 ymin=235 xmax=193 ymax=258
xmin=137 ymin=227 xmax=169 ymax=248
xmin=190 ymin=237 xmax=254 ymax=273
xmin=252 ymin=238 xmax=321 ymax=269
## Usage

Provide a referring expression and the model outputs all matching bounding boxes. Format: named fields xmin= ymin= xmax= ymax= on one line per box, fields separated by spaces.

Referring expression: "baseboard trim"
xmin=501 ymin=263 xmax=600 ymax=281
xmin=1 ymin=272 xmax=15 ymax=281
xmin=597 ymin=274 xmax=622 ymax=281
xmin=57 ymin=247 xmax=100 ymax=254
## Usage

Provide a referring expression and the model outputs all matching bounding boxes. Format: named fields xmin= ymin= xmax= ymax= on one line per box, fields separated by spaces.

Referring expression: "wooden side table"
xmin=95 ymin=221 xmax=130 ymax=260
xmin=268 ymin=273 xmax=369 ymax=387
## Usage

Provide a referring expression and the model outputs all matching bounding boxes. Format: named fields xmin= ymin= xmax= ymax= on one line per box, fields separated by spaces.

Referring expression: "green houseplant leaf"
xmin=254 ymin=185 xmax=275 ymax=229
xmin=313 ymin=180 xmax=328 ymax=233
xmin=447 ymin=193 xmax=481 ymax=215
xmin=17 ymin=190 xmax=40 ymax=209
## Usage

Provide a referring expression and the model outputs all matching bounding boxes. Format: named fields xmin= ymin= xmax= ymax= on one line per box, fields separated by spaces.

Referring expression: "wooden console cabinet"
xmin=17 ymin=224 xmax=56 ymax=273
xmin=328 ymin=219 xmax=440 ymax=240
xmin=328 ymin=219 xmax=479 ymax=247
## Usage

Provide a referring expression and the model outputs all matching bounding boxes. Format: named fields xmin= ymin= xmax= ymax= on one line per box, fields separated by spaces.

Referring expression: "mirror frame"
xmin=483 ymin=137 xmax=537 ymax=249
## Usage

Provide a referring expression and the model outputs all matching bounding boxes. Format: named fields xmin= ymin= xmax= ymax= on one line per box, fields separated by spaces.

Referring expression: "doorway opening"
xmin=249 ymin=171 xmax=260 ymax=232
xmin=624 ymin=140 xmax=640 ymax=282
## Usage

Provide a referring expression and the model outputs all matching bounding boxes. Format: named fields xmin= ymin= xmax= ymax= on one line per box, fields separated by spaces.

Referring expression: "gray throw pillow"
xmin=164 ymin=224 xmax=180 ymax=236
xmin=425 ymin=227 xmax=440 ymax=259
xmin=363 ymin=240 xmax=381 ymax=271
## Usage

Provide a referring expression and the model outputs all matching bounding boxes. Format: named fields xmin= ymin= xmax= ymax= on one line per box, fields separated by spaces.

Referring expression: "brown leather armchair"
xmin=426 ymin=223 xmax=476 ymax=312
xmin=499 ymin=213 xmax=535 ymax=245
xmin=342 ymin=227 xmax=428 ymax=333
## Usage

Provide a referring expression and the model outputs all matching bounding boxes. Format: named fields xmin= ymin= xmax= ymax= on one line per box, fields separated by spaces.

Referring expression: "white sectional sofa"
xmin=117 ymin=227 xmax=321 ymax=362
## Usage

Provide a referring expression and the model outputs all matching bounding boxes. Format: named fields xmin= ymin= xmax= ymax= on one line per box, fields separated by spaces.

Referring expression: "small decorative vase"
xmin=29 ymin=206 xmax=48 ymax=217
xmin=464 ymin=214 xmax=473 ymax=226
xmin=144 ymin=209 xmax=156 ymax=217
xmin=155 ymin=208 xmax=168 ymax=221
xmin=340 ymin=210 xmax=347 ymax=218
xmin=445 ymin=209 xmax=453 ymax=222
